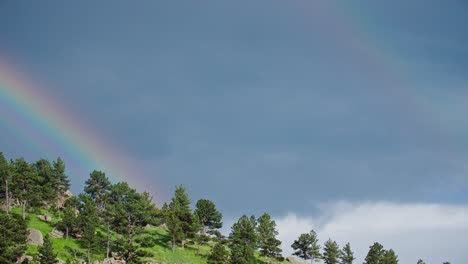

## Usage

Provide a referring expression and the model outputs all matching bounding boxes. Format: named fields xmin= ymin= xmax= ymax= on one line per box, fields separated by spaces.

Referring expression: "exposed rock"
xmin=37 ymin=215 xmax=53 ymax=222
xmin=92 ymin=257 xmax=126 ymax=264
xmin=57 ymin=190 xmax=73 ymax=209
xmin=286 ymin=256 xmax=310 ymax=264
xmin=49 ymin=227 xmax=64 ymax=239
xmin=27 ymin=228 xmax=44 ymax=246
xmin=19 ymin=255 xmax=33 ymax=263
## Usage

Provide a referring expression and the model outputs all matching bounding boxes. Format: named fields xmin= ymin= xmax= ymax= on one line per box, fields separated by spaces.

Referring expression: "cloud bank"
xmin=274 ymin=202 xmax=468 ymax=263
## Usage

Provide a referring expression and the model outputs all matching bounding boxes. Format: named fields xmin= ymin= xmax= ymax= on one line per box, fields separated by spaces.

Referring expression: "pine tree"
xmin=52 ymin=157 xmax=70 ymax=209
xmin=382 ymin=249 xmax=398 ymax=264
xmin=60 ymin=205 xmax=76 ymax=239
xmin=207 ymin=243 xmax=229 ymax=264
xmin=322 ymin=239 xmax=340 ymax=264
xmin=84 ymin=170 xmax=111 ymax=212
xmin=0 ymin=153 xmax=12 ymax=216
xmin=0 ymin=212 xmax=28 ymax=263
xmin=78 ymin=194 xmax=99 ymax=264
xmin=291 ymin=230 xmax=321 ymax=263
xmin=416 ymin=260 xmax=425 ymax=264
xmin=35 ymin=159 xmax=55 ymax=220
xmin=257 ymin=213 xmax=282 ymax=261
xmin=340 ymin=243 xmax=355 ymax=264
xmin=37 ymin=235 xmax=58 ymax=264
xmin=106 ymin=182 xmax=154 ymax=263
xmin=11 ymin=158 xmax=41 ymax=220
xmin=228 ymin=215 xmax=257 ymax=264
xmin=194 ymin=199 xmax=223 ymax=235
xmin=165 ymin=185 xmax=195 ymax=251
xmin=364 ymin=242 xmax=385 ymax=264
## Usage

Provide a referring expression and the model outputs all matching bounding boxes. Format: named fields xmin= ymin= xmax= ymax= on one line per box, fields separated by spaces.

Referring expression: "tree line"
xmin=0 ymin=152 xmax=449 ymax=264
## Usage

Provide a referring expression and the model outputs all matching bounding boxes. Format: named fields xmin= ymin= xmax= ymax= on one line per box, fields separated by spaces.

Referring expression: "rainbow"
xmin=0 ymin=56 xmax=155 ymax=195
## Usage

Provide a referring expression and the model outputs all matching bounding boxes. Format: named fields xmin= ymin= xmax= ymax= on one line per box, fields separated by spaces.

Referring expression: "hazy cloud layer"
xmin=274 ymin=202 xmax=468 ymax=263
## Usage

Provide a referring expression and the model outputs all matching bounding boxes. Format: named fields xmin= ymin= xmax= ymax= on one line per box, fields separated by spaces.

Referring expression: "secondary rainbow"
xmin=0 ymin=57 xmax=150 ymax=191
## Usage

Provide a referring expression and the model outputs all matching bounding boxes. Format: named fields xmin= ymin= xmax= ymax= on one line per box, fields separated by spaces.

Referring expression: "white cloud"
xmin=274 ymin=202 xmax=468 ymax=263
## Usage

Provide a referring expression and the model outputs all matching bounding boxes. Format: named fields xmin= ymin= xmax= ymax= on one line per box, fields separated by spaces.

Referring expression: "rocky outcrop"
xmin=57 ymin=190 xmax=73 ymax=209
xmin=27 ymin=228 xmax=43 ymax=246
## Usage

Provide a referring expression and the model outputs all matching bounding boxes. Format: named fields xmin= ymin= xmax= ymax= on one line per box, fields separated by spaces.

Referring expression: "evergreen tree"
xmin=0 ymin=212 xmax=28 ymax=263
xmin=164 ymin=203 xmax=184 ymax=253
xmin=37 ymin=235 xmax=58 ymax=264
xmin=340 ymin=243 xmax=355 ymax=264
xmin=84 ymin=170 xmax=111 ymax=211
xmin=322 ymin=239 xmax=340 ymax=264
xmin=52 ymin=157 xmax=70 ymax=209
xmin=207 ymin=243 xmax=229 ymax=264
xmin=165 ymin=185 xmax=195 ymax=251
xmin=364 ymin=242 xmax=385 ymax=264
xmin=228 ymin=215 xmax=257 ymax=264
xmin=194 ymin=199 xmax=223 ymax=235
xmin=59 ymin=205 xmax=76 ymax=239
xmin=35 ymin=159 xmax=55 ymax=219
xmin=291 ymin=230 xmax=321 ymax=263
xmin=0 ymin=152 xmax=12 ymax=216
xmin=416 ymin=260 xmax=425 ymax=264
xmin=11 ymin=158 xmax=41 ymax=220
xmin=256 ymin=213 xmax=282 ymax=260
xmin=382 ymin=249 xmax=398 ymax=264
xmin=78 ymin=194 xmax=99 ymax=264
xmin=107 ymin=182 xmax=154 ymax=263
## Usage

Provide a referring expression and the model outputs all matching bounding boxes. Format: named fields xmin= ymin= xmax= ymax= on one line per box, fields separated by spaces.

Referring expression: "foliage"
xmin=382 ymin=249 xmax=398 ymax=264
xmin=84 ymin=170 xmax=111 ymax=211
xmin=164 ymin=185 xmax=196 ymax=251
xmin=322 ymin=239 xmax=340 ymax=264
xmin=37 ymin=235 xmax=58 ymax=264
xmin=291 ymin=230 xmax=321 ymax=262
xmin=364 ymin=242 xmax=385 ymax=264
xmin=256 ymin=213 xmax=282 ymax=260
xmin=228 ymin=215 xmax=257 ymax=264
xmin=207 ymin=243 xmax=229 ymax=264
xmin=194 ymin=199 xmax=223 ymax=235
xmin=0 ymin=211 xmax=28 ymax=263
xmin=340 ymin=243 xmax=355 ymax=264
xmin=11 ymin=158 xmax=41 ymax=220
xmin=78 ymin=194 xmax=99 ymax=263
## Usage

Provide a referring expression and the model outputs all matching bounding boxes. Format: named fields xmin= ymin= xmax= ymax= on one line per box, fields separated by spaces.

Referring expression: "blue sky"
xmin=1 ymin=1 xmax=468 ymax=261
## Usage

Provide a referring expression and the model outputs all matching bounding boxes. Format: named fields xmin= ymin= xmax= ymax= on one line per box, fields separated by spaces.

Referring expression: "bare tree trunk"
xmin=45 ymin=204 xmax=49 ymax=221
xmin=5 ymin=178 xmax=9 ymax=217
xmin=66 ymin=226 xmax=69 ymax=240
xmin=87 ymin=248 xmax=91 ymax=264
xmin=181 ymin=239 xmax=185 ymax=249
xmin=21 ymin=202 xmax=26 ymax=220
xmin=172 ymin=235 xmax=176 ymax=253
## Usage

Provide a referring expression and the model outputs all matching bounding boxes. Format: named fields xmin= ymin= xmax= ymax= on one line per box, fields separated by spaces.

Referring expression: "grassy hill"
xmin=14 ymin=207 xmax=287 ymax=263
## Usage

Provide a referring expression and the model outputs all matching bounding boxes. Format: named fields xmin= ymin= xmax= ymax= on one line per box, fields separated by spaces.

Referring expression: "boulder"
xmin=19 ymin=255 xmax=33 ymax=263
xmin=27 ymin=228 xmax=43 ymax=246
xmin=92 ymin=257 xmax=126 ymax=264
xmin=49 ymin=227 xmax=64 ymax=239
xmin=37 ymin=215 xmax=53 ymax=222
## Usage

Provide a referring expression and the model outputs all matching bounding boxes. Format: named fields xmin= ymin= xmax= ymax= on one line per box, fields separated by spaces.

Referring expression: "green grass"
xmin=12 ymin=207 xmax=287 ymax=263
